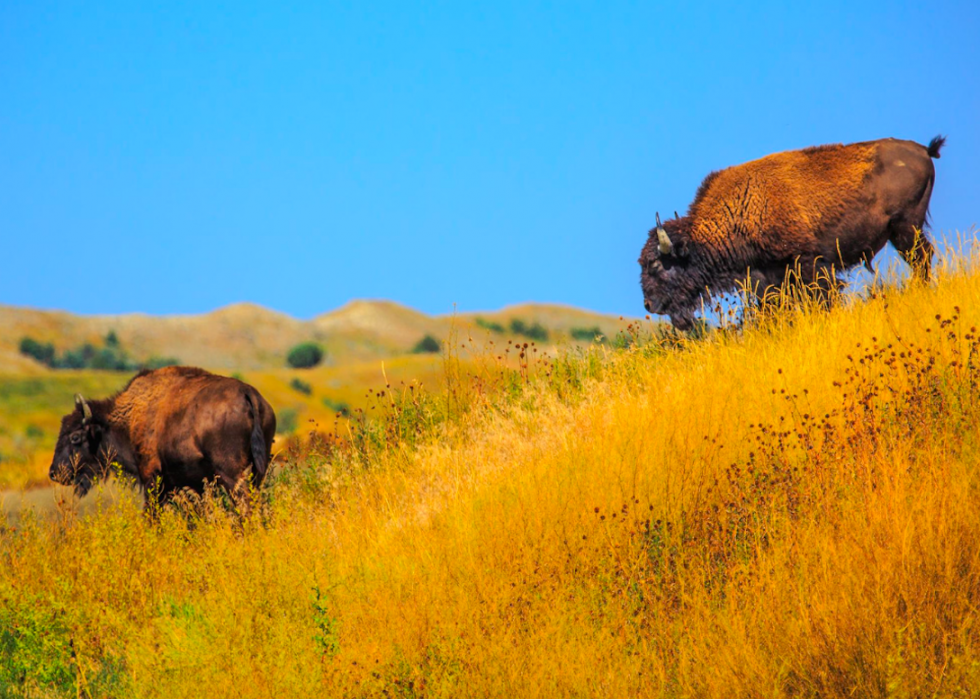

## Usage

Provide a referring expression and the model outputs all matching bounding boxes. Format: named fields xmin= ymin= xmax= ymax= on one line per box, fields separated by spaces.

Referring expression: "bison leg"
xmin=889 ymin=220 xmax=934 ymax=281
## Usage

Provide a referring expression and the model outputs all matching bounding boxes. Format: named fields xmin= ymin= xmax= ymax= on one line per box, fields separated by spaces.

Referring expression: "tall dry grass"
xmin=3 ymin=247 xmax=980 ymax=697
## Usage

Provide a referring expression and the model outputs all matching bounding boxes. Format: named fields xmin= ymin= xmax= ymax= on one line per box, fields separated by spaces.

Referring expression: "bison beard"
xmin=639 ymin=136 xmax=945 ymax=330
xmin=49 ymin=366 xmax=276 ymax=511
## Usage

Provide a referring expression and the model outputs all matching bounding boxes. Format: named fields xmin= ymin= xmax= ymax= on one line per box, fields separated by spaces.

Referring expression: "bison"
xmin=639 ymin=136 xmax=945 ymax=330
xmin=49 ymin=366 xmax=276 ymax=510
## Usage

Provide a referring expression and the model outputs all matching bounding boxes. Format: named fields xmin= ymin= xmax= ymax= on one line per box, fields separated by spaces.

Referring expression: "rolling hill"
xmin=0 ymin=300 xmax=637 ymax=372
xmin=0 ymin=300 xmax=643 ymax=489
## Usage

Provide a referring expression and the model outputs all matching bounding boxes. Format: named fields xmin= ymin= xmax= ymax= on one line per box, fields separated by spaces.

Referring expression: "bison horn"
xmin=656 ymin=223 xmax=673 ymax=255
xmin=75 ymin=394 xmax=92 ymax=424
xmin=655 ymin=212 xmax=673 ymax=254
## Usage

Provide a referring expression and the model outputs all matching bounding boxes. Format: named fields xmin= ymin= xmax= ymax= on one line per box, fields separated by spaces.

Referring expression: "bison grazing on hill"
xmin=639 ymin=136 xmax=945 ymax=330
xmin=49 ymin=366 xmax=276 ymax=510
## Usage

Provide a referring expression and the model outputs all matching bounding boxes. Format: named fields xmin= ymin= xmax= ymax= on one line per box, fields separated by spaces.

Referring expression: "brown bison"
xmin=639 ymin=136 xmax=945 ymax=330
xmin=49 ymin=366 xmax=276 ymax=509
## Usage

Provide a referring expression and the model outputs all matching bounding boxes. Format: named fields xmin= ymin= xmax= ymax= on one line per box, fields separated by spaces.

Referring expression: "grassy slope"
xmin=3 ymin=257 xmax=980 ymax=696
xmin=0 ymin=300 xmax=632 ymax=489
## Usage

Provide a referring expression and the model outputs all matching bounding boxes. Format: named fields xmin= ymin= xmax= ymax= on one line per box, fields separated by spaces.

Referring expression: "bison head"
xmin=49 ymin=394 xmax=107 ymax=496
xmin=638 ymin=214 xmax=701 ymax=331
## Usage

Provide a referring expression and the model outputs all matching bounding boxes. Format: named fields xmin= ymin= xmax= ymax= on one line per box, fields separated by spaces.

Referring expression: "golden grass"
xmin=3 ymin=251 xmax=980 ymax=697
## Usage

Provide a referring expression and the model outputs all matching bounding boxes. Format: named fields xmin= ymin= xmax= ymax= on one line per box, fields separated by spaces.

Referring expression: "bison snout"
xmin=49 ymin=462 xmax=71 ymax=484
xmin=74 ymin=475 xmax=93 ymax=497
xmin=643 ymin=299 xmax=654 ymax=313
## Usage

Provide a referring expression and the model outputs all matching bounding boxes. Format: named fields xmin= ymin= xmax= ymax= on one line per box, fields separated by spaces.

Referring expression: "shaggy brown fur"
xmin=688 ymin=142 xmax=878 ymax=252
xmin=49 ymin=366 xmax=276 ymax=509
xmin=639 ymin=136 xmax=944 ymax=330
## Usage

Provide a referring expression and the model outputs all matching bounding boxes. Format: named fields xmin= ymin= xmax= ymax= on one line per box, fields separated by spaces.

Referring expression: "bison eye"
xmin=70 ymin=432 xmax=84 ymax=446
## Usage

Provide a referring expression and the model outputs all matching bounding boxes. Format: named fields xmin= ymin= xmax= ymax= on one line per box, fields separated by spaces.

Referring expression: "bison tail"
xmin=244 ymin=391 xmax=269 ymax=481
xmin=926 ymin=135 xmax=946 ymax=159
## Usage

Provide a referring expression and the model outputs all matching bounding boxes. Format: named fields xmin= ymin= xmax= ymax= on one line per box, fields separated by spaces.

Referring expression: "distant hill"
xmin=0 ymin=301 xmax=641 ymax=372
xmin=0 ymin=300 xmax=647 ymax=488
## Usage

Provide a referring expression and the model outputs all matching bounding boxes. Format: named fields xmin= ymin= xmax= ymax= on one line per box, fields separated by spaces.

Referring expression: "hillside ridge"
xmin=0 ymin=300 xmax=638 ymax=372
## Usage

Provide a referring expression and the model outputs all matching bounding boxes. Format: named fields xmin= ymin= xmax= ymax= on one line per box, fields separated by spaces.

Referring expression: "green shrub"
xmin=19 ymin=334 xmax=164 ymax=372
xmin=411 ymin=335 xmax=441 ymax=354
xmin=55 ymin=344 xmax=95 ymax=369
xmin=475 ymin=317 xmax=505 ymax=333
xmin=287 ymin=343 xmax=324 ymax=369
xmin=90 ymin=346 xmax=133 ymax=371
xmin=18 ymin=337 xmax=55 ymax=367
xmin=570 ymin=326 xmax=605 ymax=343
xmin=525 ymin=322 xmax=548 ymax=342
xmin=508 ymin=318 xmax=528 ymax=336
xmin=509 ymin=319 xmax=548 ymax=342
xmin=290 ymin=378 xmax=313 ymax=395
xmin=322 ymin=397 xmax=350 ymax=415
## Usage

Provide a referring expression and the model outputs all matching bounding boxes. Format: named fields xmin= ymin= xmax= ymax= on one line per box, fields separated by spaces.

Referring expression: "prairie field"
xmin=4 ymin=249 xmax=980 ymax=697
xmin=0 ymin=301 xmax=628 ymax=491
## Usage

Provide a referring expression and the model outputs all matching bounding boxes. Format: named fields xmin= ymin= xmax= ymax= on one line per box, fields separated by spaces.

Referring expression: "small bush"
xmin=287 ymin=343 xmax=324 ymax=369
xmin=90 ymin=347 xmax=131 ymax=371
xmin=570 ymin=326 xmax=605 ymax=343
xmin=411 ymin=335 xmax=441 ymax=354
xmin=322 ymin=397 xmax=350 ymax=415
xmin=475 ymin=317 xmax=505 ymax=333
xmin=290 ymin=378 xmax=313 ymax=395
xmin=525 ymin=322 xmax=548 ymax=342
xmin=18 ymin=337 xmax=55 ymax=367
xmin=56 ymin=344 xmax=95 ymax=369
xmin=18 ymin=334 xmax=167 ymax=371
xmin=508 ymin=318 xmax=528 ymax=336
xmin=509 ymin=319 xmax=548 ymax=341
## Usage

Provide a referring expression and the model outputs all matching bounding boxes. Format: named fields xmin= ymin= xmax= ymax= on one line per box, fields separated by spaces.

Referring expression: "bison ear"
xmin=674 ymin=238 xmax=690 ymax=258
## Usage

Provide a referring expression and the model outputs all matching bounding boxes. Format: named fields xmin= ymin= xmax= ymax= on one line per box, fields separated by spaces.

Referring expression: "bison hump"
xmin=687 ymin=141 xmax=879 ymax=250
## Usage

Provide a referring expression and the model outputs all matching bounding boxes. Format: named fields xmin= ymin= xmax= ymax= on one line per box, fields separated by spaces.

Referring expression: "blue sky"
xmin=1 ymin=1 xmax=977 ymax=318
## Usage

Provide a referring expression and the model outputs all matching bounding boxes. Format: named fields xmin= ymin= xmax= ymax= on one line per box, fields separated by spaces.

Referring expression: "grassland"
xmin=3 ymin=251 xmax=980 ymax=697
xmin=0 ymin=301 xmax=631 ymax=490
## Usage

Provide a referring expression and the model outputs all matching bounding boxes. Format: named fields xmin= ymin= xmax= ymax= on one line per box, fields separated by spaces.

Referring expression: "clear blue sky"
xmin=1 ymin=1 xmax=977 ymax=318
